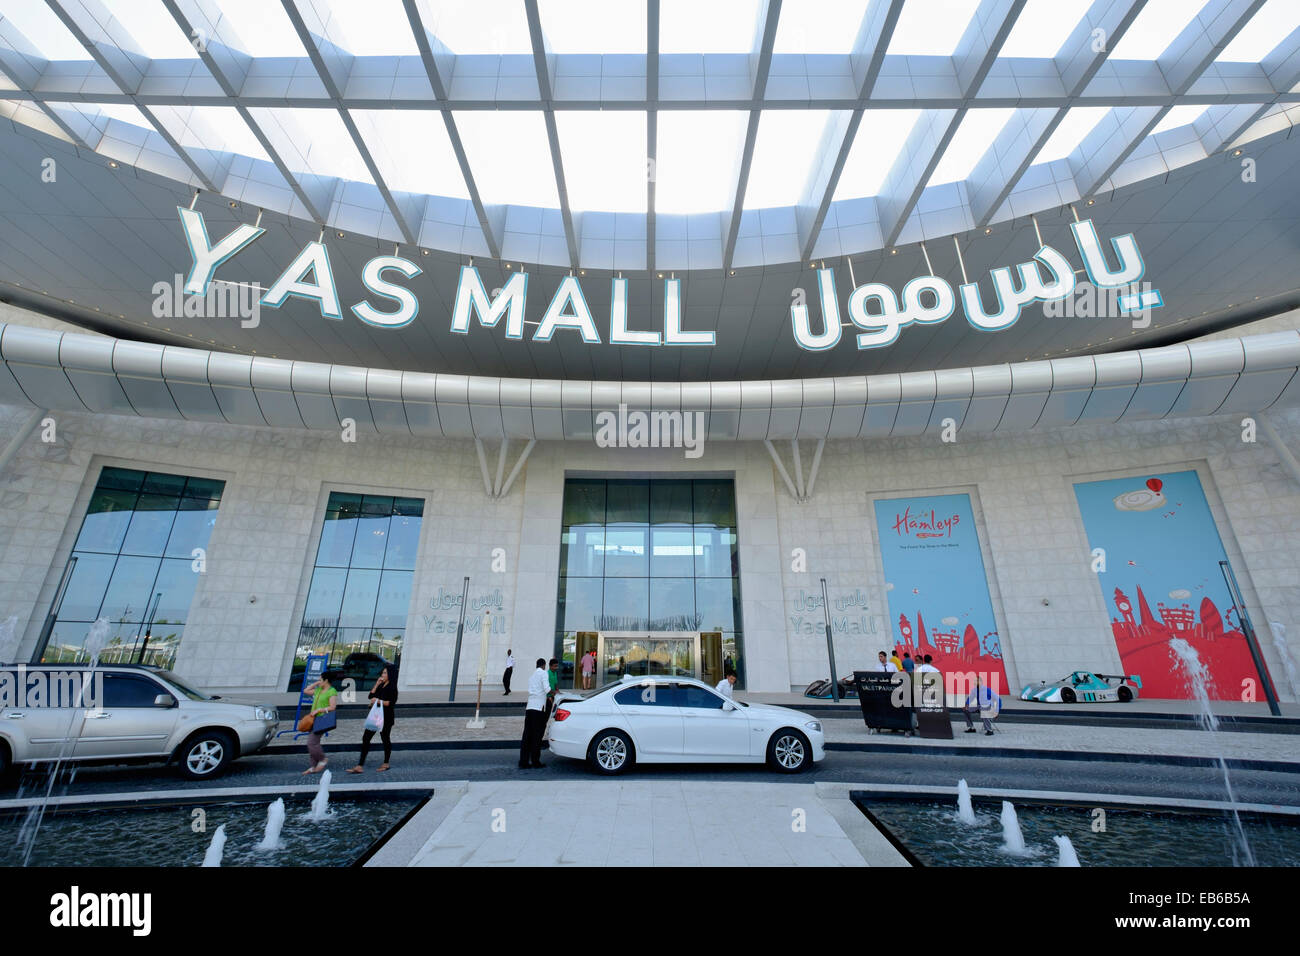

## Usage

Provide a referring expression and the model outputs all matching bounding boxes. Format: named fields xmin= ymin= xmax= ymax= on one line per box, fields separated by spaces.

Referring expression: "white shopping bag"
xmin=364 ymin=699 xmax=384 ymax=733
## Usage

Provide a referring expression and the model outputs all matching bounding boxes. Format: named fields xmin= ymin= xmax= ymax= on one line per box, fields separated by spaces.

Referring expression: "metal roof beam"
xmin=524 ymin=0 xmax=580 ymax=269
xmin=646 ymin=0 xmax=659 ymax=272
xmin=721 ymin=0 xmax=781 ymax=270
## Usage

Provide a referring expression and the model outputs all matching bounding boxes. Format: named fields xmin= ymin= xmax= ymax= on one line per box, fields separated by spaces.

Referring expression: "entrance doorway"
xmin=571 ymin=631 xmax=725 ymax=688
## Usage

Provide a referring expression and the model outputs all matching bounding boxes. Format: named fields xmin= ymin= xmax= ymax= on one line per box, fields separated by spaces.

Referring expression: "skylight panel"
xmin=834 ymin=109 xmax=921 ymax=199
xmin=453 ymin=110 xmax=559 ymax=207
xmin=247 ymin=107 xmax=374 ymax=183
xmin=661 ymin=0 xmax=761 ymax=54
xmin=655 ymin=111 xmax=748 ymax=213
xmin=774 ymin=0 xmax=872 ymax=54
xmin=164 ymin=106 xmax=270 ymax=161
xmin=100 ymin=0 xmax=198 ymax=59
xmin=351 ymin=110 xmax=468 ymax=197
xmin=210 ymin=0 xmax=307 ymax=57
xmin=0 ymin=0 xmax=92 ymax=59
xmin=745 ymin=110 xmax=836 ymax=209
xmin=1109 ymin=0 xmax=1210 ymax=60
xmin=1034 ymin=106 xmax=1110 ymax=163
xmin=537 ymin=0 xmax=646 ymax=54
xmin=887 ymin=0 xmax=981 ymax=56
xmin=928 ymin=108 xmax=1016 ymax=184
xmin=421 ymin=0 xmax=532 ymax=54
xmin=555 ymin=111 xmax=647 ymax=213
xmin=95 ymin=103 xmax=150 ymax=126
xmin=316 ymin=0 xmax=418 ymax=56
xmin=1216 ymin=0 xmax=1300 ymax=62
xmin=1150 ymin=104 xmax=1208 ymax=135
xmin=998 ymin=0 xmax=1093 ymax=58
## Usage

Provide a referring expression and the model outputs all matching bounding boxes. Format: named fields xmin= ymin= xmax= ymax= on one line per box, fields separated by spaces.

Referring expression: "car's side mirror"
xmin=722 ymin=700 xmax=736 ymax=711
xmin=154 ymin=694 xmax=177 ymax=708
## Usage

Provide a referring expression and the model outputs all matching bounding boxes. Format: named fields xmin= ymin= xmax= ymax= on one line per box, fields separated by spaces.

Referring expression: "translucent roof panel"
xmin=835 ymin=109 xmax=922 ymax=199
xmin=1150 ymin=104 xmax=1209 ymax=135
xmin=210 ymin=0 xmax=307 ymax=57
xmin=351 ymin=110 xmax=468 ymax=197
xmin=655 ymin=110 xmax=748 ymax=213
xmin=100 ymin=0 xmax=199 ymax=59
xmin=0 ymin=0 xmax=93 ymax=59
xmin=661 ymin=0 xmax=762 ymax=54
xmin=94 ymin=103 xmax=151 ymax=126
xmin=537 ymin=0 xmax=646 ymax=54
xmin=317 ymin=0 xmax=419 ymax=56
xmin=453 ymin=110 xmax=559 ymax=208
xmin=929 ymin=108 xmax=1016 ymax=184
xmin=745 ymin=110 xmax=838 ymax=209
xmin=1034 ymin=106 xmax=1111 ymax=163
xmin=167 ymin=106 xmax=270 ymax=161
xmin=887 ymin=0 xmax=981 ymax=56
xmin=1217 ymin=0 xmax=1300 ymax=62
xmin=556 ymin=111 xmax=647 ymax=213
xmin=999 ymin=0 xmax=1093 ymax=58
xmin=247 ymin=107 xmax=373 ymax=183
xmin=1109 ymin=0 xmax=1211 ymax=60
xmin=774 ymin=1 xmax=872 ymax=54
xmin=421 ymin=0 xmax=532 ymax=55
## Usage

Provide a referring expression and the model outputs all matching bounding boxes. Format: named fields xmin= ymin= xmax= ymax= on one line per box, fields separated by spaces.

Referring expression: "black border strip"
xmin=350 ymin=791 xmax=433 ymax=868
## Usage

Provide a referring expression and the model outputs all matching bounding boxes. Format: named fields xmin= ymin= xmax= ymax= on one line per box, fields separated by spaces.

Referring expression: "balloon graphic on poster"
xmin=1146 ymin=478 xmax=1163 ymax=493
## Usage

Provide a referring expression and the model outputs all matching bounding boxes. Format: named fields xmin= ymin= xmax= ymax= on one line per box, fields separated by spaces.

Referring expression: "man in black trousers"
xmin=518 ymin=657 xmax=549 ymax=769
xmin=503 ymin=649 xmax=514 ymax=695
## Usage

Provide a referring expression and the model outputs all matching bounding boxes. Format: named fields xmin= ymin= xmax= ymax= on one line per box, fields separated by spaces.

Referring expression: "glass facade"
xmin=38 ymin=466 xmax=226 ymax=668
xmin=288 ymin=492 xmax=424 ymax=690
xmin=556 ymin=478 xmax=743 ymax=684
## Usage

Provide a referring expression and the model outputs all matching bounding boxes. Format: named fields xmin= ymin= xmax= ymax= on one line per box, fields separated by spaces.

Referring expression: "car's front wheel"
xmin=587 ymin=730 xmax=634 ymax=775
xmin=767 ymin=729 xmax=811 ymax=773
xmin=176 ymin=730 xmax=235 ymax=780
xmin=1060 ymin=687 xmax=1077 ymax=704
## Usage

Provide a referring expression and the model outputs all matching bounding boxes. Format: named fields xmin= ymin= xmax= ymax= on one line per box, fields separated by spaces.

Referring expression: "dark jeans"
xmin=519 ymin=708 xmax=546 ymax=766
xmin=359 ymin=707 xmax=395 ymax=764
xmin=503 ymin=667 xmax=513 ymax=693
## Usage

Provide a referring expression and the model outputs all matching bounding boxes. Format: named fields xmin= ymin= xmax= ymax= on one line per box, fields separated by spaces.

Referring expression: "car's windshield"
xmin=153 ymin=670 xmax=212 ymax=701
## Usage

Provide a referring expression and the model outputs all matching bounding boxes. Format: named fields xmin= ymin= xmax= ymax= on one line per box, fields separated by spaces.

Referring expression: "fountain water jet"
xmin=999 ymin=801 xmax=1028 ymax=856
xmin=201 ymin=824 xmax=226 ymax=867
xmin=1168 ymin=637 xmax=1255 ymax=866
xmin=255 ymin=798 xmax=286 ymax=851
xmin=308 ymin=770 xmax=332 ymax=821
xmin=1054 ymin=835 xmax=1081 ymax=866
xmin=955 ymin=779 xmax=977 ymax=825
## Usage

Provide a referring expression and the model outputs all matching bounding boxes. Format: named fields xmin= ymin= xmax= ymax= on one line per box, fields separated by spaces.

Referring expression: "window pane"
xmin=603 ymin=526 xmax=648 ymax=577
xmin=649 ymin=577 xmax=696 ymax=630
xmin=374 ymin=570 xmax=414 ymax=628
xmin=557 ymin=577 xmax=603 ymax=631
xmin=141 ymin=623 xmax=182 ymax=670
xmin=59 ymin=553 xmax=117 ymax=621
xmin=75 ymin=489 xmax=138 ymax=553
xmin=651 ymin=479 xmax=693 ymax=524
xmin=340 ymin=569 xmax=382 ymax=628
xmin=562 ymin=479 xmax=606 ymax=526
xmin=561 ymin=525 xmax=606 ymax=577
xmin=384 ymin=511 xmax=422 ymax=569
xmin=317 ymin=509 xmax=359 ymax=567
xmin=602 ymin=578 xmax=649 ymax=630
xmin=182 ymin=476 xmax=225 ymax=501
xmin=97 ymin=467 xmax=144 ymax=492
xmin=303 ymin=567 xmax=348 ymax=626
xmin=351 ymin=511 xmax=391 ymax=569
xmin=606 ymin=480 xmax=649 ymax=524
xmin=164 ymin=497 xmax=219 ymax=558
xmin=141 ymin=472 xmax=187 ymax=496
xmin=120 ymin=494 xmax=180 ymax=556
xmin=650 ymin=526 xmax=696 ymax=577
xmin=333 ymin=627 xmax=372 ymax=667
xmin=694 ymin=526 xmax=737 ymax=577
xmin=692 ymin=479 xmax=736 ymax=527
xmin=152 ymin=558 xmax=200 ymax=624
xmin=99 ymin=556 xmax=162 ymax=624
xmin=696 ymin=578 xmax=739 ymax=631
xmin=676 ymin=683 xmax=724 ymax=710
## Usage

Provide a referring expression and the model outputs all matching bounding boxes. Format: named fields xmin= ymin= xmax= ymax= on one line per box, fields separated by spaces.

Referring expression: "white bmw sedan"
xmin=546 ymin=675 xmax=826 ymax=775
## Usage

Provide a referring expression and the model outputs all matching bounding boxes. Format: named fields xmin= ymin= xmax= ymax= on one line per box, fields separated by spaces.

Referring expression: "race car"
xmin=1020 ymin=670 xmax=1142 ymax=703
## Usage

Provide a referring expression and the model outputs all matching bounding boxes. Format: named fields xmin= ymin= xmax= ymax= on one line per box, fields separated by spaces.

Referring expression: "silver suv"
xmin=0 ymin=663 xmax=278 ymax=780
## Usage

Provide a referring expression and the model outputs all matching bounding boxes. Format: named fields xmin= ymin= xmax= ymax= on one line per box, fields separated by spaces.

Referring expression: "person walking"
xmin=348 ymin=664 xmax=398 ymax=773
xmin=715 ymin=672 xmax=737 ymax=700
xmin=301 ymin=670 xmax=338 ymax=775
xmin=901 ymin=651 xmax=915 ymax=676
xmin=518 ymin=658 xmax=549 ymax=769
xmin=503 ymin=649 xmax=515 ymax=696
xmin=581 ymin=649 xmax=595 ymax=690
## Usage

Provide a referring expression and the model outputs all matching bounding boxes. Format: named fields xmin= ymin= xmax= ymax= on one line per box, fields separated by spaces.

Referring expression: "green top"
xmin=312 ymin=685 xmax=337 ymax=713
xmin=548 ymin=670 xmax=558 ymax=692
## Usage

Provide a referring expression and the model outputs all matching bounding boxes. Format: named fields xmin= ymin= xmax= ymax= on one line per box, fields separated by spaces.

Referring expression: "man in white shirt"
xmin=915 ymin=654 xmax=940 ymax=673
xmin=877 ymin=651 xmax=898 ymax=672
xmin=715 ymin=673 xmax=737 ymax=699
xmin=517 ymin=658 xmax=549 ymax=769
xmin=503 ymin=649 xmax=515 ymax=696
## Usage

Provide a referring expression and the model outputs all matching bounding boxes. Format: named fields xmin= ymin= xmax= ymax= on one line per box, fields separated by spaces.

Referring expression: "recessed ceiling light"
xmin=580 ymin=270 xmax=585 ymax=275
xmin=889 ymin=249 xmax=897 ymax=255
xmin=1086 ymin=199 xmax=1095 ymax=205
xmin=108 ymin=161 xmax=118 ymax=168
xmin=421 ymin=249 xmax=429 ymax=256
xmin=505 ymin=263 xmax=512 ymax=269
xmin=657 ymin=273 xmax=664 ymax=278
xmin=229 ymin=201 xmax=238 ymax=208
xmin=729 ymin=270 xmax=736 ymax=276
xmin=984 ymin=227 xmax=991 ymax=234
xmin=1233 ymin=148 xmax=1243 ymax=156
xmin=336 ymin=231 xmax=344 ymax=238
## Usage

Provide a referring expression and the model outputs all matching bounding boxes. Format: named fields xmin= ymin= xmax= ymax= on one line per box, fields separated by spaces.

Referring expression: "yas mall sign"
xmin=178 ymin=208 xmax=1162 ymax=353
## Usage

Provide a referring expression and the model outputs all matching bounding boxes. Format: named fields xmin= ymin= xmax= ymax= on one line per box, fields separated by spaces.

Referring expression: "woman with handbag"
xmin=300 ymin=670 xmax=339 ymax=775
xmin=348 ymin=664 xmax=398 ymax=774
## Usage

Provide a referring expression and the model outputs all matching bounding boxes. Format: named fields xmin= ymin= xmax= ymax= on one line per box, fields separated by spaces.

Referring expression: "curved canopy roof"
xmin=0 ymin=0 xmax=1298 ymax=272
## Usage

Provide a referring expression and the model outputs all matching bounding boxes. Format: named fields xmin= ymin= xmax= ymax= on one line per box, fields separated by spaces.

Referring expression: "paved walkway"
xmin=369 ymin=780 xmax=904 ymax=867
